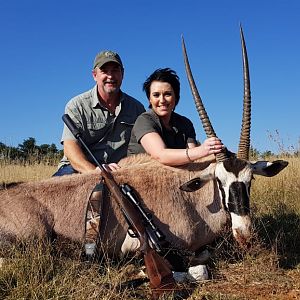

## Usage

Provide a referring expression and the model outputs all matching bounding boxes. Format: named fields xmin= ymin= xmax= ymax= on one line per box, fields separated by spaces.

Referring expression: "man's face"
xmin=93 ymin=62 xmax=123 ymax=97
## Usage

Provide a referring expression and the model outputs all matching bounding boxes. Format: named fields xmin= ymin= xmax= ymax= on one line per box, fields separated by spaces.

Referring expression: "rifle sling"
xmin=83 ymin=180 xmax=107 ymax=261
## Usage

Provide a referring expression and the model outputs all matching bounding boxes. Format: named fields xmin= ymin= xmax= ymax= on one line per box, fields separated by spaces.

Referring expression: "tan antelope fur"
xmin=0 ymin=154 xmax=223 ymax=254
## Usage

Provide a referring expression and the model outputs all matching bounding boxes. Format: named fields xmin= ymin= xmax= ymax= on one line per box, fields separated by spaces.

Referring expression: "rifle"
xmin=62 ymin=114 xmax=177 ymax=299
xmin=121 ymin=184 xmax=191 ymax=272
xmin=120 ymin=183 xmax=165 ymax=252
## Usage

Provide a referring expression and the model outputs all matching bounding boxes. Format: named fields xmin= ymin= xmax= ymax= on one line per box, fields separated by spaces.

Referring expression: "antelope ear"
xmin=251 ymin=160 xmax=288 ymax=177
xmin=180 ymin=177 xmax=207 ymax=192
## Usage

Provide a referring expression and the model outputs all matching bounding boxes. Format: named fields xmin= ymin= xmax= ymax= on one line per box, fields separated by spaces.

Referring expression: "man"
xmin=54 ymin=50 xmax=145 ymax=176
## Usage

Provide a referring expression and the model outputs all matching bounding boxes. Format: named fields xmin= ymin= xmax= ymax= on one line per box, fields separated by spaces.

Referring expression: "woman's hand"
xmin=200 ymin=137 xmax=224 ymax=156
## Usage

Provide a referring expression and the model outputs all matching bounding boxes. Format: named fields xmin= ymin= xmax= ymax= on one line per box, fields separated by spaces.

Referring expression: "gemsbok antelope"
xmin=0 ymin=27 xmax=288 ymax=281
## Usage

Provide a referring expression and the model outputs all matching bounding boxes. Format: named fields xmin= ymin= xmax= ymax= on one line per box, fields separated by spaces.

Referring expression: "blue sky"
xmin=1 ymin=0 xmax=299 ymax=154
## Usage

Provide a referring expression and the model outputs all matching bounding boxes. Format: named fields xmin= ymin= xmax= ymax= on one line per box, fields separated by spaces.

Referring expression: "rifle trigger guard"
xmin=127 ymin=227 xmax=137 ymax=238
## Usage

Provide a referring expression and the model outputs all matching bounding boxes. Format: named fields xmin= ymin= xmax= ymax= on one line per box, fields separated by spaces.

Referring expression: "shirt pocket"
xmin=86 ymin=122 xmax=112 ymax=142
xmin=119 ymin=121 xmax=134 ymax=142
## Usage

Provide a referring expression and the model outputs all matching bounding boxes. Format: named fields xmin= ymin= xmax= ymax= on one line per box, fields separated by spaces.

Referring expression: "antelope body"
xmin=1 ymin=155 xmax=224 ymax=254
xmin=0 ymin=153 xmax=286 ymax=259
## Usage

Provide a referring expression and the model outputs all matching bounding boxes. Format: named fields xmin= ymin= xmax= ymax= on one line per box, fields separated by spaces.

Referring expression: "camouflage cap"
xmin=93 ymin=50 xmax=123 ymax=69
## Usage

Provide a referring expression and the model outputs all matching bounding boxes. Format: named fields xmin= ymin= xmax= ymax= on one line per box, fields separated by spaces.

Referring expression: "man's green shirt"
xmin=58 ymin=85 xmax=145 ymax=168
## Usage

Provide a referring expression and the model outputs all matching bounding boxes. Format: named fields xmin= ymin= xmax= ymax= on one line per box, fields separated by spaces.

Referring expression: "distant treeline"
xmin=250 ymin=145 xmax=299 ymax=159
xmin=0 ymin=137 xmax=63 ymax=165
xmin=0 ymin=137 xmax=298 ymax=166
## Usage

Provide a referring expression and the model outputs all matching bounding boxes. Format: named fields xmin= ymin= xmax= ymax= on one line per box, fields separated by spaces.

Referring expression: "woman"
xmin=127 ymin=68 xmax=224 ymax=166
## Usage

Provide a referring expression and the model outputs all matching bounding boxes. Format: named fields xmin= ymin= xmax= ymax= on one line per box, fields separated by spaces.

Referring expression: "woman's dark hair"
xmin=143 ymin=68 xmax=180 ymax=107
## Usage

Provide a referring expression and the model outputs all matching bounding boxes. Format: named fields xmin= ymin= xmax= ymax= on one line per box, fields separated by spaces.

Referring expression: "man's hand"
xmin=64 ymin=140 xmax=98 ymax=173
xmin=96 ymin=163 xmax=120 ymax=173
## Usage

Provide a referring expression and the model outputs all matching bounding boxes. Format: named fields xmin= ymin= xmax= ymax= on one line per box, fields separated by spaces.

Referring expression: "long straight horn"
xmin=237 ymin=25 xmax=251 ymax=160
xmin=182 ymin=35 xmax=228 ymax=162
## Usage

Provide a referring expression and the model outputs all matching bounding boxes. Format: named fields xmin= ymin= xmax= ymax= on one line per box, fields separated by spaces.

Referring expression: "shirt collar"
xmin=149 ymin=109 xmax=179 ymax=132
xmin=91 ymin=85 xmax=100 ymax=108
xmin=91 ymin=85 xmax=124 ymax=111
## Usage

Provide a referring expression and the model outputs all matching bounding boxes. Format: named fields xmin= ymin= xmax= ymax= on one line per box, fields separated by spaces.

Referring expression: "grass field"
xmin=0 ymin=157 xmax=299 ymax=299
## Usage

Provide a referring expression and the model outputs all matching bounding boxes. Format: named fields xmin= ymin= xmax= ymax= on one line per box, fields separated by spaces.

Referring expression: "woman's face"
xmin=149 ymin=81 xmax=176 ymax=120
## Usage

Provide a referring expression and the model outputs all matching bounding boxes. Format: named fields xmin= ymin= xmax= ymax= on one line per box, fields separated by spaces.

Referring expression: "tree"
xmin=0 ymin=142 xmax=6 ymax=152
xmin=0 ymin=142 xmax=22 ymax=160
xmin=249 ymin=145 xmax=260 ymax=160
xmin=18 ymin=137 xmax=37 ymax=156
xmin=261 ymin=150 xmax=274 ymax=159
xmin=48 ymin=143 xmax=58 ymax=154
xmin=1 ymin=138 xmax=62 ymax=163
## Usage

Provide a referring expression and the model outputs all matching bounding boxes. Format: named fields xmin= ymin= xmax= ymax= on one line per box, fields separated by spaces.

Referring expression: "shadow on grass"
xmin=202 ymin=202 xmax=300 ymax=280
xmin=253 ymin=202 xmax=300 ymax=269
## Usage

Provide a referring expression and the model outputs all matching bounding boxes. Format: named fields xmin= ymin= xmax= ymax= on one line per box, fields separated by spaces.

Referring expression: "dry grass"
xmin=0 ymin=156 xmax=299 ymax=299
xmin=0 ymin=161 xmax=56 ymax=183
xmin=0 ymin=239 xmax=152 ymax=300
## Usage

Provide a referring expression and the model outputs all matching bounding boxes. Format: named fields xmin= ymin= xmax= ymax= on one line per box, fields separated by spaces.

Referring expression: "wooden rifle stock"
xmin=62 ymin=114 xmax=176 ymax=299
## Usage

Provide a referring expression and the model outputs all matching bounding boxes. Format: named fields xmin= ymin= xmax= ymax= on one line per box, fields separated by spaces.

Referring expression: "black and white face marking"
xmin=228 ymin=182 xmax=250 ymax=215
xmin=215 ymin=157 xmax=252 ymax=243
xmin=215 ymin=158 xmax=252 ymax=209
